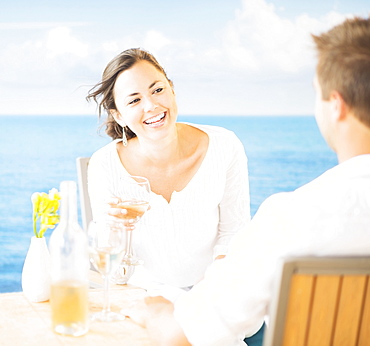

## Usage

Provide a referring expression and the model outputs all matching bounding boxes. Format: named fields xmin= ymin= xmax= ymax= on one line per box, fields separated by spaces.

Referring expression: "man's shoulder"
xmin=257 ymin=161 xmax=357 ymax=219
xmin=257 ymin=173 xmax=332 ymax=218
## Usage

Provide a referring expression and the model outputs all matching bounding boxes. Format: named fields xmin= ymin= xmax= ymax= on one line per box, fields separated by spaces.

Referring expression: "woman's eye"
xmin=129 ymin=98 xmax=140 ymax=105
xmin=154 ymin=87 xmax=163 ymax=94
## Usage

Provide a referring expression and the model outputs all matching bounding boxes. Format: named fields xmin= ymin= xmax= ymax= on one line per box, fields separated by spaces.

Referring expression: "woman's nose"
xmin=143 ymin=96 xmax=158 ymax=112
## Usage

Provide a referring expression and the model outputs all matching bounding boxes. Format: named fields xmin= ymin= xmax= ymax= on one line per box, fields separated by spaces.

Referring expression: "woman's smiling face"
xmin=111 ymin=60 xmax=178 ymax=141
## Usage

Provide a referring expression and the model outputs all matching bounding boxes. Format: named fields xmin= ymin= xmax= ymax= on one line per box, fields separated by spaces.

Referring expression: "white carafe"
xmin=49 ymin=181 xmax=89 ymax=337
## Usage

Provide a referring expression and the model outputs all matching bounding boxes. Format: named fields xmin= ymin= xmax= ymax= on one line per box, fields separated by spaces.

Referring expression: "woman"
xmin=87 ymin=48 xmax=250 ymax=299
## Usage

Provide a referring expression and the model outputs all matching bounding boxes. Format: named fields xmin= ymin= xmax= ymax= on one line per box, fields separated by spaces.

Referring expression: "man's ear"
xmin=110 ymin=109 xmax=126 ymax=127
xmin=329 ymin=90 xmax=347 ymax=121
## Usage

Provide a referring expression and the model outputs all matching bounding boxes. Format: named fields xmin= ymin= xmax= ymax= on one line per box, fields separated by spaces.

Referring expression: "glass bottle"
xmin=49 ymin=180 xmax=89 ymax=336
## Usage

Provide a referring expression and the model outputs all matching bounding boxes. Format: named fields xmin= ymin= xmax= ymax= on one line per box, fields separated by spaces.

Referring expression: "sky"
xmin=0 ymin=0 xmax=369 ymax=117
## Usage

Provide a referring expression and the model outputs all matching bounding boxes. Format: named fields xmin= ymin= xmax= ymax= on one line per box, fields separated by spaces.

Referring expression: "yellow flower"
xmin=32 ymin=188 xmax=61 ymax=238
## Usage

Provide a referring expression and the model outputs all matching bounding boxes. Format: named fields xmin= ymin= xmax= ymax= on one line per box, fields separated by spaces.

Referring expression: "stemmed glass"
xmin=112 ymin=175 xmax=150 ymax=272
xmin=88 ymin=220 xmax=126 ymax=322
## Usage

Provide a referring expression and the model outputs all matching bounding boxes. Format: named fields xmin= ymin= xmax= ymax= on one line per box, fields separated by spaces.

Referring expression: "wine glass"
xmin=112 ymin=175 xmax=150 ymax=267
xmin=88 ymin=220 xmax=126 ymax=322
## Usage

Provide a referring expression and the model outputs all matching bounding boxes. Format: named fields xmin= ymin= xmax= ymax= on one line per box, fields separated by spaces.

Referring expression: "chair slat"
xmin=333 ymin=275 xmax=367 ymax=346
xmin=306 ymin=275 xmax=341 ymax=346
xmin=358 ymin=276 xmax=370 ymax=346
xmin=282 ymin=274 xmax=314 ymax=346
xmin=263 ymin=258 xmax=370 ymax=346
xmin=76 ymin=157 xmax=92 ymax=231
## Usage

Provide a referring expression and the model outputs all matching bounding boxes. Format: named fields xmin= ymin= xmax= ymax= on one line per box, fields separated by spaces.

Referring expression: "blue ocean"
xmin=0 ymin=115 xmax=337 ymax=293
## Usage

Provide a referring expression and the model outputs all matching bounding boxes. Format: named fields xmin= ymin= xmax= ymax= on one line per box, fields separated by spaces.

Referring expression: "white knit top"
xmin=88 ymin=123 xmax=250 ymax=289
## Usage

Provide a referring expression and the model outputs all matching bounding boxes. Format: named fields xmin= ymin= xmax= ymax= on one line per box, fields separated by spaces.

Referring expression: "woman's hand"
xmin=106 ymin=197 xmax=135 ymax=230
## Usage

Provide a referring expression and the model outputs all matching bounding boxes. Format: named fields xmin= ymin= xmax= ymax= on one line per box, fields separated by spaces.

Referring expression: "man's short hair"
xmin=312 ymin=16 xmax=370 ymax=127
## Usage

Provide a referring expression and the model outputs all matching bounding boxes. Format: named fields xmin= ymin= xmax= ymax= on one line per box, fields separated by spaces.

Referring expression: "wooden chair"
xmin=76 ymin=157 xmax=92 ymax=231
xmin=263 ymin=256 xmax=370 ymax=346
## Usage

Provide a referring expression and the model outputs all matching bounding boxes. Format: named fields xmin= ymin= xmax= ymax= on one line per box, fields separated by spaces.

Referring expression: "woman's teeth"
xmin=144 ymin=113 xmax=165 ymax=124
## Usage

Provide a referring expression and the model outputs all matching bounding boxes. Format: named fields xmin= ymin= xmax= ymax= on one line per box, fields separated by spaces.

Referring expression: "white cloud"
xmin=0 ymin=25 xmax=91 ymax=89
xmin=220 ymin=0 xmax=349 ymax=74
xmin=0 ymin=0 xmax=359 ymax=116
xmin=45 ymin=26 xmax=88 ymax=59
xmin=143 ymin=30 xmax=172 ymax=52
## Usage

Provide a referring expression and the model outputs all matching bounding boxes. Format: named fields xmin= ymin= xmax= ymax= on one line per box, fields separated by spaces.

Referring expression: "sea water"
xmin=0 ymin=115 xmax=337 ymax=293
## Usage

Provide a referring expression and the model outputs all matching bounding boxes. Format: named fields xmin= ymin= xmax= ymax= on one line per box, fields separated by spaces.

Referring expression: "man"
xmin=129 ymin=16 xmax=370 ymax=346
